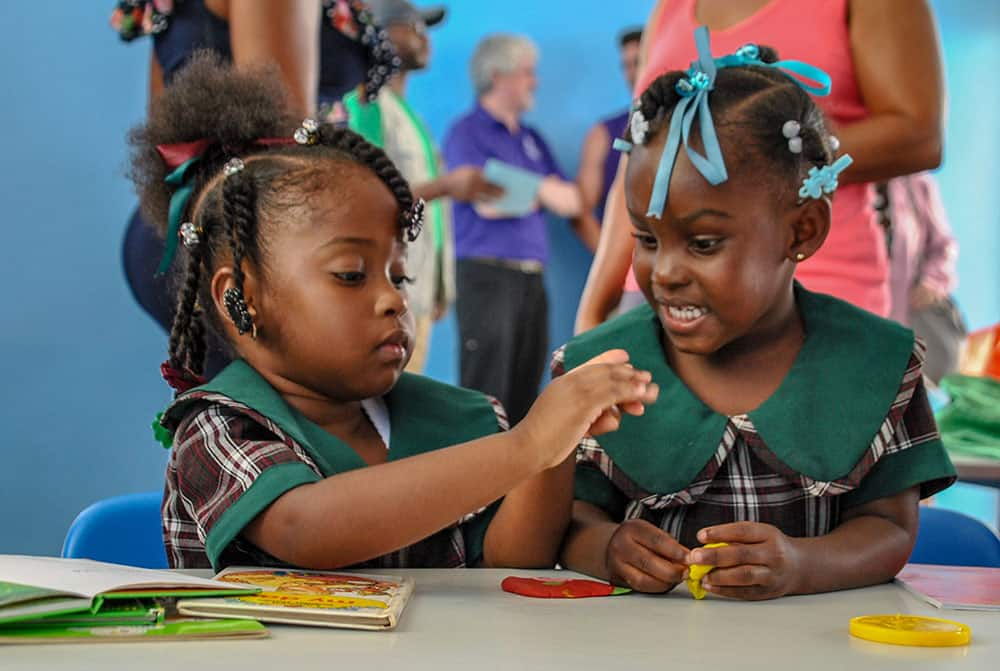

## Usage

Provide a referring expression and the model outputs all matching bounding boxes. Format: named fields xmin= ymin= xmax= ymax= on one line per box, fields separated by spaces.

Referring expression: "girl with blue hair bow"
xmin=554 ymin=28 xmax=955 ymax=600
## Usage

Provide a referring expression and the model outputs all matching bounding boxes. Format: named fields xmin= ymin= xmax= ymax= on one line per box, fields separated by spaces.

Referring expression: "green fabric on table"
xmin=937 ymin=374 xmax=1000 ymax=460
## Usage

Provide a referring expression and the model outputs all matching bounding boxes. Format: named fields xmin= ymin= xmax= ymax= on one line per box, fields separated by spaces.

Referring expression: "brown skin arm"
xmin=148 ymin=51 xmax=164 ymax=104
xmin=240 ymin=354 xmax=658 ymax=569
xmin=225 ymin=0 xmax=319 ymax=118
xmin=836 ymin=0 xmax=944 ymax=184
xmin=243 ymin=430 xmax=547 ymax=569
xmin=481 ymin=457 xmax=575 ymax=568
xmin=559 ymin=501 xmax=622 ymax=579
xmin=574 ymin=159 xmax=632 ymax=332
xmin=572 ymin=123 xmax=611 ymax=252
xmin=574 ymin=0 xmax=665 ymax=332
xmin=692 ymin=486 xmax=920 ymax=600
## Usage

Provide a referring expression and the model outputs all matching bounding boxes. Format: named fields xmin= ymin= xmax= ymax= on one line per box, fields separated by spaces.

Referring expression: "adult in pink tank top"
xmin=575 ymin=0 xmax=944 ymax=330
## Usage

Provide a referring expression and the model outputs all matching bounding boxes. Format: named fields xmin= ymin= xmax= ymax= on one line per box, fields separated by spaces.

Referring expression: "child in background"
xmin=557 ymin=29 xmax=955 ymax=600
xmin=132 ymin=52 xmax=658 ymax=571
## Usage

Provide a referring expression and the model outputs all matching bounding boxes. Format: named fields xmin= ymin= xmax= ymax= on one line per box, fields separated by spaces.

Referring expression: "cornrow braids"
xmin=167 ymin=239 xmax=205 ymax=376
xmin=626 ymin=45 xmax=836 ymax=201
xmin=222 ymin=170 xmax=259 ymax=336
xmin=315 ymin=124 xmax=421 ymax=240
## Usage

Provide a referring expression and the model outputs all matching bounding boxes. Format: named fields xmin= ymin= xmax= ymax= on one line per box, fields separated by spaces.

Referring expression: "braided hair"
xmin=129 ymin=51 xmax=419 ymax=390
xmin=625 ymin=46 xmax=836 ymax=202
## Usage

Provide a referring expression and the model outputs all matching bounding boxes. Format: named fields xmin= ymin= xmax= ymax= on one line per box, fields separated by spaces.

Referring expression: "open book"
xmin=896 ymin=563 xmax=1000 ymax=611
xmin=0 ymin=554 xmax=264 ymax=641
xmin=177 ymin=567 xmax=415 ymax=631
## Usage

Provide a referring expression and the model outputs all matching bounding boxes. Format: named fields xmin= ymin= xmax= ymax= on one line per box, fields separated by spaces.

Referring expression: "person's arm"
xmin=909 ymin=174 xmax=958 ymax=307
xmin=148 ymin=51 xmax=165 ymax=104
xmin=574 ymin=0 xmax=665 ymax=332
xmin=835 ymin=0 xmax=944 ymax=184
xmin=243 ymin=352 xmax=657 ymax=569
xmin=227 ymin=0 xmax=319 ymax=118
xmin=531 ymin=131 xmax=582 ymax=218
xmin=690 ymin=487 xmax=919 ymax=600
xmin=537 ymin=176 xmax=582 ymax=218
xmin=574 ymin=159 xmax=633 ymax=332
xmin=412 ymin=166 xmax=503 ymax=204
xmin=572 ymin=124 xmax=611 ymax=252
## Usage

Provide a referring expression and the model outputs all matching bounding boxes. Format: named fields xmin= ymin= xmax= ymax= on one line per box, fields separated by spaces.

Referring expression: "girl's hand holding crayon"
xmin=686 ymin=523 xmax=804 ymax=601
xmin=512 ymin=349 xmax=659 ymax=470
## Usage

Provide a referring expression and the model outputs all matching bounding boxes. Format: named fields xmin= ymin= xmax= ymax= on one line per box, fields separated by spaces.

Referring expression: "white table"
xmin=4 ymin=569 xmax=997 ymax=670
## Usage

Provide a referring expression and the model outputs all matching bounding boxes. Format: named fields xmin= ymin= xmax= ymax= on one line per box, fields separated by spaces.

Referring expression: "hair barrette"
xmin=223 ymin=157 xmax=245 ymax=176
xmin=629 ymin=107 xmax=649 ymax=146
xmin=178 ymin=222 xmax=202 ymax=249
xmin=799 ymin=154 xmax=854 ymax=200
xmin=404 ymin=198 xmax=425 ymax=242
xmin=294 ymin=118 xmax=320 ymax=145
xmin=782 ymin=120 xmax=803 ymax=154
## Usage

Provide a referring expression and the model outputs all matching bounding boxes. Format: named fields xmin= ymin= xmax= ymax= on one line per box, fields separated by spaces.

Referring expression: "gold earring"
xmin=795 ymin=252 xmax=806 ymax=262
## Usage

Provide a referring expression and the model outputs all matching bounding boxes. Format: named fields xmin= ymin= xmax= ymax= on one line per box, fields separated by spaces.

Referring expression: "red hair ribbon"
xmin=155 ymin=137 xmax=296 ymax=170
xmin=160 ymin=362 xmax=207 ymax=393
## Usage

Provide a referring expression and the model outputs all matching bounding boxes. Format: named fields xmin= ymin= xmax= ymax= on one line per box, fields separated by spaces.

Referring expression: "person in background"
xmin=345 ymin=0 xmax=502 ymax=373
xmin=883 ymin=171 xmax=964 ymax=383
xmin=443 ymin=33 xmax=582 ymax=423
xmin=572 ymin=27 xmax=642 ymax=254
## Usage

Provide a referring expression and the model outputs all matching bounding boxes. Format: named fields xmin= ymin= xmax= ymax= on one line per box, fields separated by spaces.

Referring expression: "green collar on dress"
xmin=563 ymin=284 xmax=915 ymax=494
xmin=164 ymin=361 xmax=500 ymax=477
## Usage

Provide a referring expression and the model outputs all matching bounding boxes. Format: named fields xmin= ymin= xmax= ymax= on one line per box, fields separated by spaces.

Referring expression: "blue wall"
xmin=1 ymin=1 xmax=996 ymax=556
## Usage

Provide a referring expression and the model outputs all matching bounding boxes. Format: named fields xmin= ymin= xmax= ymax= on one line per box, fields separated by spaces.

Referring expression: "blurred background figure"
xmin=571 ymin=26 xmax=642 ymax=255
xmin=346 ymin=0 xmax=502 ymax=373
xmin=880 ymin=172 xmax=965 ymax=383
xmin=443 ymin=33 xmax=581 ymax=423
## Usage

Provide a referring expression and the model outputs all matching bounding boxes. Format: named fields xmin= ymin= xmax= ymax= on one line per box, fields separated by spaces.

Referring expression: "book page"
xmin=896 ymin=563 xmax=1000 ymax=611
xmin=0 ymin=556 xmax=247 ymax=599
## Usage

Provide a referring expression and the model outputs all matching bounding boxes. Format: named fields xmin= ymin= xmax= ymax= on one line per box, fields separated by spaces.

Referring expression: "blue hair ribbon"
xmin=635 ymin=26 xmax=837 ymax=219
xmin=612 ymin=138 xmax=633 ymax=152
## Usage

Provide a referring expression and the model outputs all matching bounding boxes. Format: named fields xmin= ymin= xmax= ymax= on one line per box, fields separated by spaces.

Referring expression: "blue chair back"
xmin=910 ymin=506 xmax=1000 ymax=568
xmin=62 ymin=492 xmax=168 ymax=569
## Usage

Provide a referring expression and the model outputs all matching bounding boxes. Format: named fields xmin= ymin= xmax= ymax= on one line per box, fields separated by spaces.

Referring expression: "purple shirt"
xmin=443 ymin=105 xmax=564 ymax=264
xmin=596 ymin=109 xmax=630 ymax=223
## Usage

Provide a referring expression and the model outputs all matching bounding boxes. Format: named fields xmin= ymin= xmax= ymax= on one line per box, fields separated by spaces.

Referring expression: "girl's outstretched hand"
xmin=687 ymin=523 xmax=804 ymax=601
xmin=513 ymin=349 xmax=659 ymax=470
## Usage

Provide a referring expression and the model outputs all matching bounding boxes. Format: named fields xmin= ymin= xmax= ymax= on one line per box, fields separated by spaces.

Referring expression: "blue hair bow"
xmin=621 ymin=26 xmax=837 ymax=219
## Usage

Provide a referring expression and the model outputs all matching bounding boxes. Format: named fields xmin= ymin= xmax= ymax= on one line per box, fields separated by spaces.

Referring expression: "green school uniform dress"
xmin=554 ymin=285 xmax=956 ymax=549
xmin=159 ymin=361 xmax=504 ymax=570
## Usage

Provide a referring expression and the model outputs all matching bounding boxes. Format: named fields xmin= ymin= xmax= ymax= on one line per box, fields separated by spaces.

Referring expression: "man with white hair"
xmin=444 ymin=33 xmax=582 ymax=424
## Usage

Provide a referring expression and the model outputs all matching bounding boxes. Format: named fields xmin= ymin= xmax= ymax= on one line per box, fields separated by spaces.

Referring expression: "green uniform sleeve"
xmin=461 ymin=501 xmax=502 ymax=566
xmin=840 ymin=437 xmax=957 ymax=510
xmin=205 ymin=463 xmax=321 ymax=570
